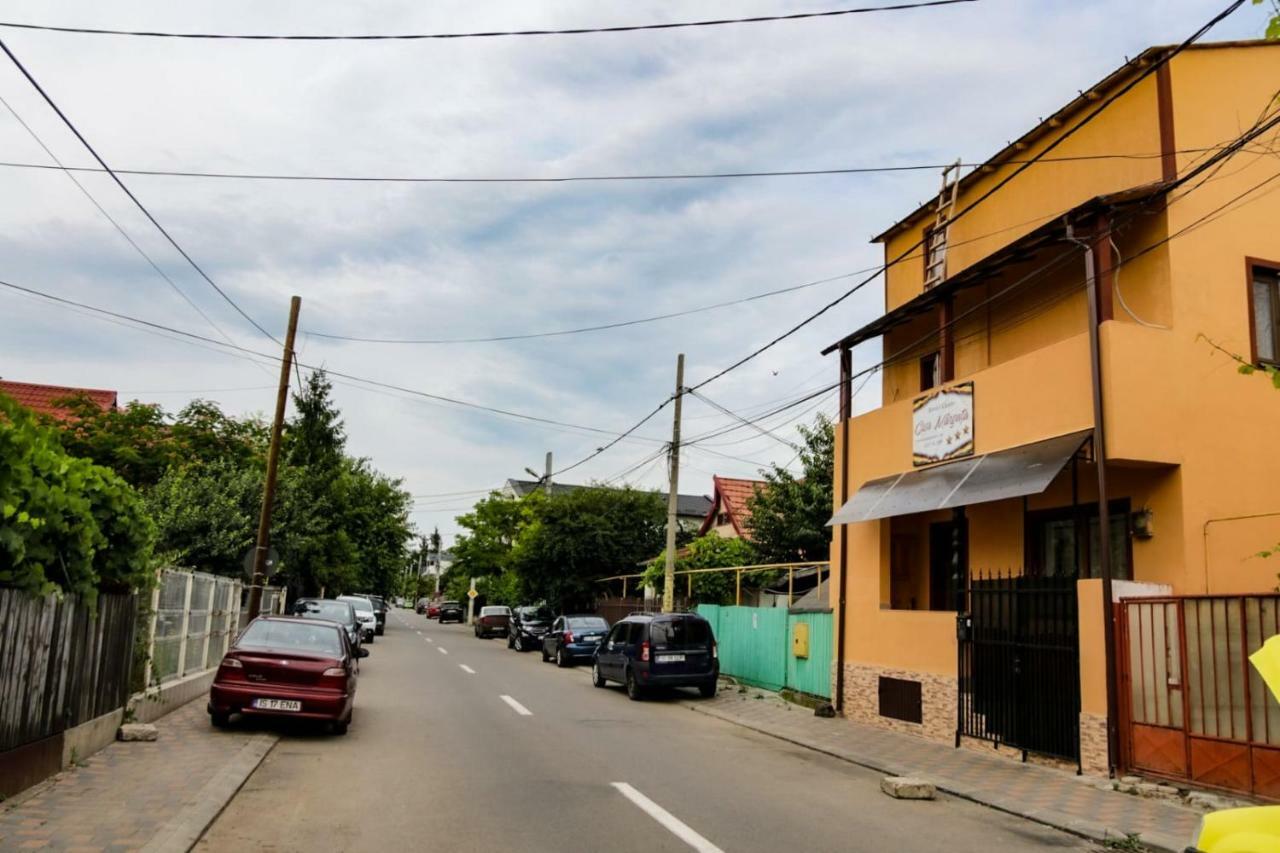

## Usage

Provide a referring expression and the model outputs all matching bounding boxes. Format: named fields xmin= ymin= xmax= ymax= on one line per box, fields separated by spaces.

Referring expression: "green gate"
xmin=696 ymin=605 xmax=832 ymax=698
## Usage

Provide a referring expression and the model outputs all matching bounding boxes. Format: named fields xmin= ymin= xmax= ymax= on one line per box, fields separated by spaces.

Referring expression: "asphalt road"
xmin=197 ymin=610 xmax=1094 ymax=853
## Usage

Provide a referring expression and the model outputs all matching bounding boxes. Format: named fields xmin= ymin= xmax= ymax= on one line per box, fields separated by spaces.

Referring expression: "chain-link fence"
xmin=143 ymin=569 xmax=243 ymax=687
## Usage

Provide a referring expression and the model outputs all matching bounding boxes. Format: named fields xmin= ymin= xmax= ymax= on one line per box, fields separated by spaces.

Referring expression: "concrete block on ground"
xmin=881 ymin=776 xmax=936 ymax=800
xmin=117 ymin=723 xmax=159 ymax=742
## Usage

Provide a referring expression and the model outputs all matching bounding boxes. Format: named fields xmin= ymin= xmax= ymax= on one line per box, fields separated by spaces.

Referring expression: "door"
xmin=548 ymin=618 xmax=564 ymax=654
xmin=599 ymin=624 xmax=627 ymax=678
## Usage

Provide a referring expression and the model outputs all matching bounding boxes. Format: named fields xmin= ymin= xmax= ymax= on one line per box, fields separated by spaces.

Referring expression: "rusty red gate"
xmin=1118 ymin=595 xmax=1280 ymax=799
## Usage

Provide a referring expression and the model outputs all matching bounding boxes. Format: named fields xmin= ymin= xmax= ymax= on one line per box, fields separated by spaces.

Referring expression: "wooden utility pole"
xmin=662 ymin=354 xmax=685 ymax=613
xmin=246 ymin=296 xmax=301 ymax=620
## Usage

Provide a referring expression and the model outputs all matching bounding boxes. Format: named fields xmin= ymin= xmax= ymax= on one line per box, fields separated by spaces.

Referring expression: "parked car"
xmin=437 ymin=601 xmax=464 ymax=624
xmin=592 ymin=612 xmax=718 ymax=700
xmin=541 ymin=615 xmax=610 ymax=667
xmin=208 ymin=615 xmax=365 ymax=734
xmin=290 ymin=598 xmax=362 ymax=653
xmin=507 ymin=605 xmax=554 ymax=651
xmin=415 ymin=597 xmax=430 ymax=614
xmin=474 ymin=605 xmax=511 ymax=638
xmin=363 ymin=594 xmax=388 ymax=635
xmin=338 ymin=595 xmax=377 ymax=643
xmin=427 ymin=601 xmax=441 ymax=619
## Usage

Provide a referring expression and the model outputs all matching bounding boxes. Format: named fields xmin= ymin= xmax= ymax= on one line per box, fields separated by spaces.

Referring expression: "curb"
xmin=139 ymin=732 xmax=278 ymax=853
xmin=685 ymin=701 xmax=1186 ymax=853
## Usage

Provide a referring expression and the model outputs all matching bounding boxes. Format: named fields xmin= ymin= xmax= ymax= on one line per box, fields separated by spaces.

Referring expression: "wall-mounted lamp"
xmin=1131 ymin=507 xmax=1155 ymax=539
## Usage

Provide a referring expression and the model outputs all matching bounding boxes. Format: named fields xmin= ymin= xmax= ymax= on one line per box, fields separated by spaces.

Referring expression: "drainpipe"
xmin=1071 ymin=218 xmax=1120 ymax=776
xmin=834 ymin=345 xmax=852 ymax=712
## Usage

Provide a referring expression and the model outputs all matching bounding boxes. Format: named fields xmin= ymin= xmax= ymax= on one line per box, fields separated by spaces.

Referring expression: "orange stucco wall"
xmin=832 ymin=43 xmax=1280 ymax=683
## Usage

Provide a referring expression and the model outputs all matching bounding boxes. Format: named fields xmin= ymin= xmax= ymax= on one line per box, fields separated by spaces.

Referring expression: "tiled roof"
xmin=700 ymin=476 xmax=768 ymax=539
xmin=0 ymin=379 xmax=117 ymax=421
xmin=504 ymin=479 xmax=712 ymax=519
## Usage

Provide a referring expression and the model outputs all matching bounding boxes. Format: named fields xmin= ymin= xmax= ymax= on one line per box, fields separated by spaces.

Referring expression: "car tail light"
xmin=641 ymin=641 xmax=650 ymax=662
xmin=322 ymin=667 xmax=347 ymax=677
xmin=564 ymin=630 xmax=574 ymax=644
xmin=712 ymin=642 xmax=718 ymax=660
xmin=220 ymin=657 xmax=243 ymax=668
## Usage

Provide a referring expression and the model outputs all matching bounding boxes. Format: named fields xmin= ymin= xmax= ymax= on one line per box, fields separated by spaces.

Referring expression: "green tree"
xmin=746 ymin=414 xmax=834 ymax=563
xmin=643 ymin=531 xmax=760 ymax=605
xmin=1257 ymin=0 xmax=1280 ymax=39
xmin=512 ymin=486 xmax=665 ymax=610
xmin=340 ymin=457 xmax=413 ymax=596
xmin=147 ymin=459 xmax=262 ymax=575
xmin=451 ymin=491 xmax=539 ymax=581
xmin=0 ymin=393 xmax=153 ymax=599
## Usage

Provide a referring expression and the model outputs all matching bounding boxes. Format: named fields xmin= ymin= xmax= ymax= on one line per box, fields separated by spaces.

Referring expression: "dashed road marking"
xmin=611 ymin=783 xmax=724 ymax=853
xmin=459 ymin=664 xmax=476 ymax=674
xmin=499 ymin=695 xmax=532 ymax=716
xmin=437 ymin=646 xmax=448 ymax=655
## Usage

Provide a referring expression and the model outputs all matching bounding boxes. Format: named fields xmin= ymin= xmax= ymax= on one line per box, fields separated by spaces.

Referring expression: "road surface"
xmin=197 ymin=610 xmax=1093 ymax=852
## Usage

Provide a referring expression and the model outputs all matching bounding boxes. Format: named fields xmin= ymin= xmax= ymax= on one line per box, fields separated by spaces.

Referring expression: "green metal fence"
xmin=696 ymin=605 xmax=832 ymax=698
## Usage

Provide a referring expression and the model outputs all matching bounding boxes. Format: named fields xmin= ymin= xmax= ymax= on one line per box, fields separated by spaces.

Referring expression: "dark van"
xmin=592 ymin=613 xmax=717 ymax=700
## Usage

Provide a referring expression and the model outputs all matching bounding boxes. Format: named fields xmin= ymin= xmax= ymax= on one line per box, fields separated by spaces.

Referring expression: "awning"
xmin=827 ymin=429 xmax=1092 ymax=526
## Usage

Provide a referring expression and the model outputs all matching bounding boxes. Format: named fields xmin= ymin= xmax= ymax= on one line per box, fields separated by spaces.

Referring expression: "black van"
xmin=592 ymin=613 xmax=717 ymax=700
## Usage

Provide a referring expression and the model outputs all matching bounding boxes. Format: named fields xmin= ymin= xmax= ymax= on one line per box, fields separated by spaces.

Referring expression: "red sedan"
xmin=208 ymin=616 xmax=365 ymax=734
xmin=427 ymin=602 xmax=441 ymax=619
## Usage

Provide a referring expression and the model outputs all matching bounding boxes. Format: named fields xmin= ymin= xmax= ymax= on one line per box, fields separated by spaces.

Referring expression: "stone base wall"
xmin=840 ymin=661 xmax=956 ymax=743
xmin=1079 ymin=711 xmax=1110 ymax=777
xmin=130 ymin=670 xmax=217 ymax=724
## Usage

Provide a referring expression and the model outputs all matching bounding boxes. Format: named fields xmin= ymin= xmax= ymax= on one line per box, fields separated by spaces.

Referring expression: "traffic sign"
xmin=467 ymin=588 xmax=479 ymax=599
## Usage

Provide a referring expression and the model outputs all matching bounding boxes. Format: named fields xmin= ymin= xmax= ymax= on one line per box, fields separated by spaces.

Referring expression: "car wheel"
xmin=332 ymin=718 xmax=349 ymax=736
xmin=507 ymin=634 xmax=515 ymax=649
xmin=556 ymin=647 xmax=569 ymax=668
xmin=515 ymin=635 xmax=524 ymax=652
xmin=626 ymin=668 xmax=643 ymax=701
xmin=699 ymin=677 xmax=717 ymax=698
xmin=592 ymin=662 xmax=607 ymax=688
xmin=541 ymin=645 xmax=550 ymax=662
xmin=210 ymin=711 xmax=230 ymax=729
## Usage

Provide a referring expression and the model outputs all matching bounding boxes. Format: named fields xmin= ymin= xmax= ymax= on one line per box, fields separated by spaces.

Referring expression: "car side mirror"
xmin=356 ymin=647 xmax=370 ymax=658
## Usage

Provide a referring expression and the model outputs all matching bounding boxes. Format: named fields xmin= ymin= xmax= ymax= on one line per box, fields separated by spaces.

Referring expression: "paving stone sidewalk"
xmin=0 ymin=700 xmax=275 ymax=853
xmin=686 ymin=690 xmax=1199 ymax=853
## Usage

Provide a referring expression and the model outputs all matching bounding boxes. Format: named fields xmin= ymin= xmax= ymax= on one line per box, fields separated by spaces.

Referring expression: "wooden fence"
xmin=0 ymin=590 xmax=136 ymax=794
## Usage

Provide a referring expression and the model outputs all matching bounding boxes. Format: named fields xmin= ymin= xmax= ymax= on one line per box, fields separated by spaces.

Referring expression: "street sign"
xmin=467 ymin=588 xmax=478 ymax=599
xmin=241 ymin=546 xmax=279 ymax=579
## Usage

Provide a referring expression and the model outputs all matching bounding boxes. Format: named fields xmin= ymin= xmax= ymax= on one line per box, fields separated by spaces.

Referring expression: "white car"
xmin=338 ymin=595 xmax=377 ymax=643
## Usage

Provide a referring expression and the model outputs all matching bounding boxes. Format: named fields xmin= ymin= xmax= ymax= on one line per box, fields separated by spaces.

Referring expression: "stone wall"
xmin=840 ymin=661 xmax=957 ymax=743
xmin=1079 ymin=711 xmax=1110 ymax=777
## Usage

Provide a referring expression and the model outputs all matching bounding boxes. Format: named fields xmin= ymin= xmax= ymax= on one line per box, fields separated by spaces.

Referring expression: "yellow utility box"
xmin=792 ymin=621 xmax=810 ymax=659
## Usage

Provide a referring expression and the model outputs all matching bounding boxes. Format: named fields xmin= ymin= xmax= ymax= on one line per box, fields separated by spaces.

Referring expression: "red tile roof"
xmin=698 ymin=475 xmax=768 ymax=539
xmin=0 ymin=379 xmax=117 ymax=421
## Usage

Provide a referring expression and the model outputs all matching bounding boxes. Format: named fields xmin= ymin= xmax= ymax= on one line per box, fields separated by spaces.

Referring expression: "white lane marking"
xmin=437 ymin=646 xmax=449 ymax=655
xmin=415 ymin=630 xmax=422 ymax=635
xmin=611 ymin=783 xmax=724 ymax=853
xmin=459 ymin=664 xmax=476 ymax=674
xmin=425 ymin=637 xmax=434 ymax=643
xmin=499 ymin=695 xmax=533 ymax=716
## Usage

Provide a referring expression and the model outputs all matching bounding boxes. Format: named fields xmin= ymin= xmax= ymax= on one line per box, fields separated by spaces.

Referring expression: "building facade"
xmin=825 ymin=41 xmax=1280 ymax=786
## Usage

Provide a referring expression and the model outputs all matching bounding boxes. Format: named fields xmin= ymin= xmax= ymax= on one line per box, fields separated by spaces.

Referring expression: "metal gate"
xmin=1119 ymin=595 xmax=1280 ymax=800
xmin=958 ymin=572 xmax=1081 ymax=763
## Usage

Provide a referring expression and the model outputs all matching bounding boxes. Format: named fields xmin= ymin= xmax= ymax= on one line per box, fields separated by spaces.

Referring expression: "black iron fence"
xmin=957 ymin=571 xmax=1080 ymax=763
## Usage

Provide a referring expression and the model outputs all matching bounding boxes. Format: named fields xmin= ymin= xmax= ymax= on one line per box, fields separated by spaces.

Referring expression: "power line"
xmin=0 ymin=147 xmax=1244 ymax=186
xmin=0 ymin=36 xmax=281 ymax=347
xmin=686 ymin=388 xmax=802 ymax=451
xmin=0 ymin=2 xmax=976 ymax=41
xmin=683 ymin=0 xmax=1248 ymax=395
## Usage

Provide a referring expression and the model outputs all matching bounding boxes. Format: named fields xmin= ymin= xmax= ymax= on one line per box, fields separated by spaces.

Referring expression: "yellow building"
xmin=824 ymin=40 xmax=1280 ymax=795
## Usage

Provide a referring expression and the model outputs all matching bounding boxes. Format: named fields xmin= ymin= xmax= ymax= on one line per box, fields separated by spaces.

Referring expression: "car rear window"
xmin=296 ymin=601 xmax=352 ymax=622
xmin=568 ymin=617 xmax=608 ymax=632
xmin=520 ymin=607 xmax=553 ymax=621
xmin=340 ymin=597 xmax=373 ymax=613
xmin=649 ymin=617 xmax=711 ymax=649
xmin=239 ymin=620 xmax=344 ymax=656
xmin=480 ymin=606 xmax=509 ymax=616
xmin=441 ymin=601 xmax=460 ymax=608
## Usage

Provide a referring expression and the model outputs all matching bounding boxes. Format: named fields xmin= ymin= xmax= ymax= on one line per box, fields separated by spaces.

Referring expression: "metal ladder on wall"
xmin=923 ymin=159 xmax=963 ymax=289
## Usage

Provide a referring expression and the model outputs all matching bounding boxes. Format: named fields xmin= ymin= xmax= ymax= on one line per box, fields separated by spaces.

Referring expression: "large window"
xmin=1250 ymin=261 xmax=1280 ymax=367
xmin=1025 ymin=501 xmax=1132 ymax=580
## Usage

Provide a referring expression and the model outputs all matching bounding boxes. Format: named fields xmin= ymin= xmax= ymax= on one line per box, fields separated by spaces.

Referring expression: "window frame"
xmin=919 ymin=351 xmax=941 ymax=392
xmin=1246 ymin=257 xmax=1280 ymax=368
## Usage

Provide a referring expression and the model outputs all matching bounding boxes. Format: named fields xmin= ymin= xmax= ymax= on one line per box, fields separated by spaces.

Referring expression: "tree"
xmin=1258 ymin=0 xmax=1280 ymax=39
xmin=746 ymin=414 xmax=834 ymax=563
xmin=451 ymin=491 xmax=539 ymax=581
xmin=147 ymin=459 xmax=262 ymax=575
xmin=339 ymin=457 xmax=413 ymax=597
xmin=512 ymin=486 xmax=665 ymax=610
xmin=0 ymin=393 xmax=153 ymax=599
xmin=643 ymin=531 xmax=759 ymax=605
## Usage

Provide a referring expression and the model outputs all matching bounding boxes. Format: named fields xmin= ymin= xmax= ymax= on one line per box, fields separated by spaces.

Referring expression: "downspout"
xmin=1069 ymin=217 xmax=1120 ymax=776
xmin=834 ymin=344 xmax=852 ymax=712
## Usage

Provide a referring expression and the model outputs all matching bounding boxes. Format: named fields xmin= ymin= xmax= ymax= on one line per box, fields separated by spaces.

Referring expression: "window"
xmin=716 ymin=512 xmax=729 ymax=526
xmin=1025 ymin=501 xmax=1132 ymax=580
xmin=919 ymin=352 xmax=941 ymax=392
xmin=1250 ymin=262 xmax=1280 ymax=366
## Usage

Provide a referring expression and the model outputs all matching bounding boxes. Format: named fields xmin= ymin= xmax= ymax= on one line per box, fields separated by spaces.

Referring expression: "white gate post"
xmin=141 ymin=568 xmax=163 ymax=689
xmin=224 ymin=581 xmax=241 ymax=654
xmin=199 ymin=575 xmax=216 ymax=671
xmin=174 ymin=572 xmax=194 ymax=678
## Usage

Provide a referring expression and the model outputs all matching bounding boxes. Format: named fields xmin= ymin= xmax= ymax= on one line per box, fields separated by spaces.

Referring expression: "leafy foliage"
xmin=644 ymin=531 xmax=760 ymax=605
xmin=1257 ymin=0 xmax=1280 ymax=40
xmin=147 ymin=459 xmax=263 ymax=576
xmin=451 ymin=491 xmax=541 ymax=579
xmin=746 ymin=414 xmax=834 ymax=563
xmin=0 ymin=393 xmax=153 ymax=599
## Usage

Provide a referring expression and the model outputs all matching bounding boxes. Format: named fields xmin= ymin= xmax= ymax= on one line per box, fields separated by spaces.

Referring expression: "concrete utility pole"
xmin=662 ymin=353 xmax=685 ymax=613
xmin=247 ymin=296 xmax=301 ymax=620
xmin=544 ymin=451 xmax=553 ymax=495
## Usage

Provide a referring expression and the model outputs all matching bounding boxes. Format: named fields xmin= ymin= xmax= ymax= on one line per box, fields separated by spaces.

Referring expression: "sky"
xmin=0 ymin=1 xmax=1268 ymax=544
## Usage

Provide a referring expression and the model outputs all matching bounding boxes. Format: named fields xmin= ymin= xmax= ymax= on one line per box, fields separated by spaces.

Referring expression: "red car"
xmin=427 ymin=602 xmax=441 ymax=619
xmin=208 ymin=616 xmax=366 ymax=734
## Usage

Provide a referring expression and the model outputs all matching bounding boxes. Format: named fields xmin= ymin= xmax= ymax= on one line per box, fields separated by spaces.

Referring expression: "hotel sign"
xmin=913 ymin=382 xmax=974 ymax=466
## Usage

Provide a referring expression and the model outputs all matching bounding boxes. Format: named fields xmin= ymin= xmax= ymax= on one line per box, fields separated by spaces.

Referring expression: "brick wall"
xmin=840 ymin=661 xmax=957 ymax=743
xmin=1079 ymin=711 xmax=1109 ymax=777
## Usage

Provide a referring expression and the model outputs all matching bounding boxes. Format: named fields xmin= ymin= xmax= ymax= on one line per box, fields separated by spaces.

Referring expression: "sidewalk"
xmin=0 ymin=700 xmax=275 ymax=853
xmin=685 ymin=689 xmax=1199 ymax=853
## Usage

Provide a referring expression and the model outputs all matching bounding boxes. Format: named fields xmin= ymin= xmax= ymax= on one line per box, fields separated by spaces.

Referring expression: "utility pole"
xmin=662 ymin=354 xmax=685 ymax=613
xmin=246 ymin=295 xmax=301 ymax=620
xmin=544 ymin=451 xmax=553 ymax=495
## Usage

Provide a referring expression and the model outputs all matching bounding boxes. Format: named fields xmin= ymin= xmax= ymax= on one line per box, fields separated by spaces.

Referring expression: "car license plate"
xmin=582 ymin=635 xmax=601 ymax=642
xmin=252 ymin=698 xmax=301 ymax=712
xmin=656 ymin=654 xmax=686 ymax=663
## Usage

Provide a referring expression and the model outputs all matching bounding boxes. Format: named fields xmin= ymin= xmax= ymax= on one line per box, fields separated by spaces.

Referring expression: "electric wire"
xmin=0 ymin=2 xmax=976 ymax=41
